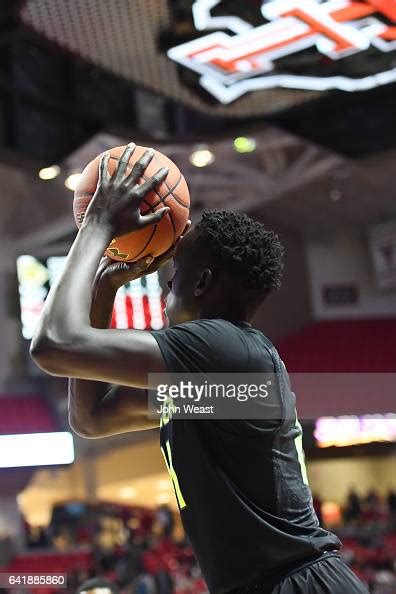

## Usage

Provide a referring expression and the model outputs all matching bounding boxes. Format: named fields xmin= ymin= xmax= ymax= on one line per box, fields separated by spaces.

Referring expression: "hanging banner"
xmin=168 ymin=0 xmax=396 ymax=103
xmin=368 ymin=219 xmax=396 ymax=290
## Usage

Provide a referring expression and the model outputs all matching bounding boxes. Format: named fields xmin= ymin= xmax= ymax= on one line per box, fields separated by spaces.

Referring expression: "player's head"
xmin=76 ymin=578 xmax=120 ymax=594
xmin=165 ymin=209 xmax=284 ymax=326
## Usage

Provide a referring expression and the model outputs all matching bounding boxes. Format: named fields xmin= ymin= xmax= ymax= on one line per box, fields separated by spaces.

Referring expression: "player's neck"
xmin=197 ymin=303 xmax=254 ymax=324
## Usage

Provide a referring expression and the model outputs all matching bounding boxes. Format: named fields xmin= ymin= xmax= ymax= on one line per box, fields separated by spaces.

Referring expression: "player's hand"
xmin=95 ymin=220 xmax=191 ymax=292
xmin=84 ymin=143 xmax=170 ymax=236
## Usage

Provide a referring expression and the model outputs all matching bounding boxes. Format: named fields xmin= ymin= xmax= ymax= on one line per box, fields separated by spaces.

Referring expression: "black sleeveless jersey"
xmin=151 ymin=319 xmax=340 ymax=594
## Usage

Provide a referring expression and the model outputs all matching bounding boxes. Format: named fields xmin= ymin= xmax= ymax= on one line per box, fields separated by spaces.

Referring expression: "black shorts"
xmin=271 ymin=554 xmax=369 ymax=594
xmin=232 ymin=553 xmax=369 ymax=594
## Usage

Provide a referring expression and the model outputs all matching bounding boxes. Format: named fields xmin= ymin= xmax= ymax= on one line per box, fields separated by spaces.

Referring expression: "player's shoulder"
xmin=165 ymin=318 xmax=253 ymax=341
xmin=165 ymin=318 xmax=275 ymax=349
xmin=163 ymin=317 xmax=237 ymax=332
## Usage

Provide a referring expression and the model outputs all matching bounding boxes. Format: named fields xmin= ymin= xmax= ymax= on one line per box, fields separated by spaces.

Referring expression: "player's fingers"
xmin=126 ymin=148 xmax=155 ymax=187
xmin=115 ymin=142 xmax=136 ymax=181
xmin=182 ymin=220 xmax=192 ymax=236
xmin=133 ymin=167 xmax=168 ymax=201
xmin=108 ymin=256 xmax=153 ymax=277
xmin=97 ymin=256 xmax=113 ymax=275
xmin=98 ymin=153 xmax=110 ymax=186
xmin=134 ymin=255 xmax=155 ymax=271
xmin=139 ymin=207 xmax=170 ymax=228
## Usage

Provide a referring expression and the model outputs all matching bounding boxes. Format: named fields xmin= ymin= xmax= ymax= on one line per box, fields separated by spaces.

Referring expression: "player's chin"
xmin=164 ymin=308 xmax=176 ymax=327
xmin=164 ymin=301 xmax=184 ymax=327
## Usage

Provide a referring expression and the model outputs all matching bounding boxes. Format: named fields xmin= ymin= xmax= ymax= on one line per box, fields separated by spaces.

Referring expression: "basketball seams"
xmin=74 ymin=173 xmax=185 ymax=209
xmin=172 ymin=178 xmax=190 ymax=208
xmin=76 ymin=150 xmax=189 ymax=261
xmin=153 ymin=152 xmax=173 ymax=194
xmin=74 ymin=176 xmax=187 ymax=243
xmin=126 ymin=224 xmax=157 ymax=261
xmin=167 ymin=209 xmax=177 ymax=244
xmin=109 ymin=152 xmax=188 ymax=209
xmin=75 ymin=157 xmax=188 ymax=208
xmin=140 ymin=172 xmax=183 ymax=211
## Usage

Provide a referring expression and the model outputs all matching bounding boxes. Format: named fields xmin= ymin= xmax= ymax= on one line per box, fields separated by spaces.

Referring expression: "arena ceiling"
xmin=18 ymin=0 xmax=322 ymax=118
xmin=18 ymin=0 xmax=396 ymax=116
xmin=3 ymin=130 xmax=395 ymax=258
xmin=0 ymin=1 xmax=394 ymax=259
xmin=0 ymin=0 xmax=392 ymax=158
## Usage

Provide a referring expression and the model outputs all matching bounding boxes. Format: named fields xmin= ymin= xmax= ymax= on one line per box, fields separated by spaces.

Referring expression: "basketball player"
xmin=31 ymin=145 xmax=369 ymax=594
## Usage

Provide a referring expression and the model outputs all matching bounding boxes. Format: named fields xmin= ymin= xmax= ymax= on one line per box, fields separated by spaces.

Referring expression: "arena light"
xmin=321 ymin=502 xmax=341 ymax=526
xmin=330 ymin=189 xmax=342 ymax=201
xmin=0 ymin=432 xmax=74 ymax=468
xmin=233 ymin=137 xmax=256 ymax=153
xmin=189 ymin=148 xmax=215 ymax=168
xmin=314 ymin=414 xmax=396 ymax=448
xmin=156 ymin=479 xmax=171 ymax=491
xmin=118 ymin=487 xmax=137 ymax=499
xmin=156 ymin=492 xmax=173 ymax=505
xmin=38 ymin=165 xmax=61 ymax=180
xmin=64 ymin=172 xmax=82 ymax=191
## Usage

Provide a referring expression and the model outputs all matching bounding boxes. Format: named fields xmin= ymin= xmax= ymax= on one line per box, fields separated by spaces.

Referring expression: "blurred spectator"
xmin=114 ymin=543 xmax=142 ymax=587
xmin=77 ymin=577 xmax=120 ymax=594
xmin=363 ymin=489 xmax=384 ymax=523
xmin=155 ymin=570 xmax=173 ymax=594
xmin=26 ymin=526 xmax=49 ymax=549
xmin=387 ymin=490 xmax=396 ymax=521
xmin=344 ymin=488 xmax=362 ymax=523
xmin=366 ymin=490 xmax=381 ymax=512
xmin=155 ymin=506 xmax=174 ymax=539
xmin=133 ymin=572 xmax=157 ymax=594
xmin=5 ymin=493 xmax=396 ymax=594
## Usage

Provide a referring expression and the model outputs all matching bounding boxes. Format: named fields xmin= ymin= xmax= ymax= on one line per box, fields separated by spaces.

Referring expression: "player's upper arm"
xmin=31 ymin=327 xmax=167 ymax=389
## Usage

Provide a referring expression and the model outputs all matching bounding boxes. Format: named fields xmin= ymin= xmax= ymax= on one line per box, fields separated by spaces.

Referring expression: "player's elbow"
xmin=30 ymin=333 xmax=81 ymax=376
xmin=30 ymin=336 xmax=63 ymax=374
xmin=68 ymin=412 xmax=103 ymax=439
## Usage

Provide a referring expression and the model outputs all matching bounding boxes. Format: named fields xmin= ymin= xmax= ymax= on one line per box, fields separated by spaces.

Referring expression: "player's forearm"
xmin=30 ymin=222 xmax=112 ymax=361
xmin=68 ymin=280 xmax=117 ymax=435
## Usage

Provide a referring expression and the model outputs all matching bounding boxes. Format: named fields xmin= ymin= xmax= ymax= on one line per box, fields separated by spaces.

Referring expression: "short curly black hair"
xmin=194 ymin=210 xmax=284 ymax=293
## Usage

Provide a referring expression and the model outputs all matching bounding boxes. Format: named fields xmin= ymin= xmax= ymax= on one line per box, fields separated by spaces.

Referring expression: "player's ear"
xmin=194 ymin=268 xmax=213 ymax=297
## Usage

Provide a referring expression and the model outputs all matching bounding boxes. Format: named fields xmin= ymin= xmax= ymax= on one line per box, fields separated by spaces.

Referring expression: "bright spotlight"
xmin=330 ymin=189 xmax=342 ymax=201
xmin=0 ymin=432 xmax=74 ymax=468
xmin=64 ymin=173 xmax=82 ymax=191
xmin=118 ymin=487 xmax=137 ymax=499
xmin=38 ymin=165 xmax=61 ymax=180
xmin=156 ymin=479 xmax=171 ymax=491
xmin=189 ymin=148 xmax=215 ymax=168
xmin=233 ymin=137 xmax=256 ymax=153
xmin=156 ymin=492 xmax=172 ymax=504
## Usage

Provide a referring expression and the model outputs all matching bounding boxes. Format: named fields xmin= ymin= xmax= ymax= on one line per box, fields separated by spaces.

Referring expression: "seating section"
xmin=0 ymin=550 xmax=93 ymax=594
xmin=276 ymin=319 xmax=396 ymax=372
xmin=341 ymin=533 xmax=396 ymax=587
xmin=0 ymin=396 xmax=56 ymax=434
xmin=2 ymin=550 xmax=92 ymax=573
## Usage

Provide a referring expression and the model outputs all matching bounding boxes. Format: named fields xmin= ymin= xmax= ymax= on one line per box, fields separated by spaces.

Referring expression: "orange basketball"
xmin=73 ymin=145 xmax=190 ymax=262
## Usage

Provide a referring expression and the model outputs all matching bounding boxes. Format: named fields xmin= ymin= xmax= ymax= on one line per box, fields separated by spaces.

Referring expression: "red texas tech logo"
xmin=167 ymin=0 xmax=396 ymax=103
